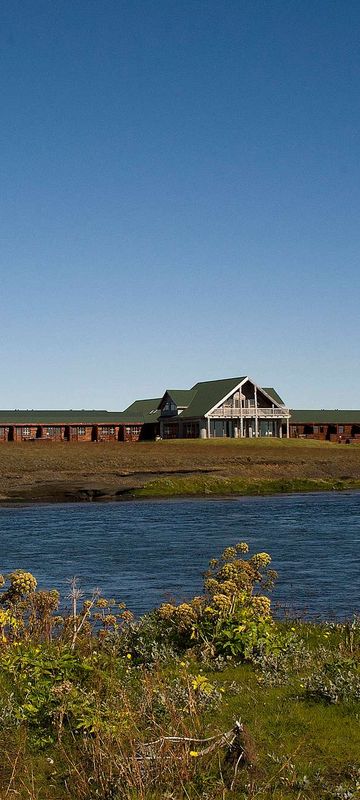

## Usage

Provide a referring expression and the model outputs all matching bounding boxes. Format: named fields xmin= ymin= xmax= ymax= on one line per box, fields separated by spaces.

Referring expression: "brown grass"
xmin=1 ymin=438 xmax=360 ymax=503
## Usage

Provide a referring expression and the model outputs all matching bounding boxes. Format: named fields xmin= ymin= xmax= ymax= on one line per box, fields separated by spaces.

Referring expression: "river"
xmin=0 ymin=492 xmax=359 ymax=619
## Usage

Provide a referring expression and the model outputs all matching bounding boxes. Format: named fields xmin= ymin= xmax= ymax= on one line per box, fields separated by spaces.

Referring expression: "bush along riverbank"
xmin=0 ymin=546 xmax=359 ymax=799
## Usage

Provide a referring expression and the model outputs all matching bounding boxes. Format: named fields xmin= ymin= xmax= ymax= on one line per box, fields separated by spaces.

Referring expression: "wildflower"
xmin=158 ymin=603 xmax=176 ymax=620
xmin=251 ymin=552 xmax=272 ymax=568
xmin=222 ymin=546 xmax=237 ymax=560
xmin=96 ymin=598 xmax=109 ymax=608
xmin=213 ymin=594 xmax=231 ymax=611
xmin=220 ymin=579 xmax=238 ymax=596
xmin=126 ymin=653 xmax=132 ymax=659
xmin=9 ymin=570 xmax=37 ymax=595
xmin=190 ymin=751 xmax=199 ymax=757
xmin=251 ymin=596 xmax=271 ymax=617
xmin=236 ymin=542 xmax=249 ymax=553
xmin=204 ymin=577 xmax=220 ymax=593
xmin=121 ymin=610 xmax=134 ymax=622
xmin=104 ymin=614 xmax=117 ymax=627
xmin=221 ymin=563 xmax=237 ymax=579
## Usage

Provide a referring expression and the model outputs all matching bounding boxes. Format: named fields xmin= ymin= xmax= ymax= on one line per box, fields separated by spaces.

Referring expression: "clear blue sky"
xmin=1 ymin=0 xmax=359 ymax=410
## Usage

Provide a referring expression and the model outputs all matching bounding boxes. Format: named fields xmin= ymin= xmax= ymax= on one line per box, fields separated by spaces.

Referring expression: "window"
xmin=78 ymin=427 xmax=86 ymax=436
xmin=163 ymin=424 xmax=178 ymax=439
xmin=125 ymin=426 xmax=141 ymax=436
xmin=339 ymin=426 xmax=344 ymax=433
xmin=162 ymin=400 xmax=177 ymax=415
xmin=45 ymin=427 xmax=55 ymax=436
xmin=314 ymin=426 xmax=319 ymax=433
xmin=22 ymin=427 xmax=30 ymax=436
xmin=184 ymin=423 xmax=199 ymax=438
xmin=0 ymin=427 xmax=4 ymax=437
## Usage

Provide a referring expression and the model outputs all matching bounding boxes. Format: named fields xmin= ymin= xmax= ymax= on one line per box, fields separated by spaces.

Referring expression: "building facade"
xmin=156 ymin=377 xmax=290 ymax=439
xmin=289 ymin=410 xmax=360 ymax=442
xmin=0 ymin=412 xmax=147 ymax=444
xmin=1 ymin=376 xmax=359 ymax=443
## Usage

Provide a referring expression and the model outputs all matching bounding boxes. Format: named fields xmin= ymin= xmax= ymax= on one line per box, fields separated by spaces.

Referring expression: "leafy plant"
xmin=157 ymin=542 xmax=284 ymax=661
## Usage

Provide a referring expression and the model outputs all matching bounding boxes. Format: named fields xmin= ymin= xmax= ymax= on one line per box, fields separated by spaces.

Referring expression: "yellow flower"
xmin=213 ymin=594 xmax=232 ymax=611
xmin=126 ymin=653 xmax=132 ymax=659
xmin=190 ymin=751 xmax=199 ymax=757
xmin=236 ymin=542 xmax=249 ymax=553
xmin=222 ymin=546 xmax=237 ymax=560
xmin=251 ymin=552 xmax=271 ymax=568
xmin=251 ymin=596 xmax=271 ymax=617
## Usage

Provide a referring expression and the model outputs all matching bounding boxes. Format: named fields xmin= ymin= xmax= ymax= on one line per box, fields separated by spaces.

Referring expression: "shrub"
xmin=157 ymin=542 xmax=282 ymax=661
xmin=305 ymin=657 xmax=360 ymax=704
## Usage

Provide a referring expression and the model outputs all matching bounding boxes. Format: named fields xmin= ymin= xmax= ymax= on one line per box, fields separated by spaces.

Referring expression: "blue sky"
xmin=1 ymin=0 xmax=359 ymax=409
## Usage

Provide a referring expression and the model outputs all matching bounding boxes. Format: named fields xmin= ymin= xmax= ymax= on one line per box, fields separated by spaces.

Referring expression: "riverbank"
xmin=0 ymin=543 xmax=359 ymax=800
xmin=1 ymin=438 xmax=360 ymax=503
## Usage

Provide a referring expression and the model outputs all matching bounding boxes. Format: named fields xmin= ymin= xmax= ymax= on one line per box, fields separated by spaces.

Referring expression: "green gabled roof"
xmin=159 ymin=389 xmax=197 ymax=408
xmin=262 ymin=387 xmax=285 ymax=405
xmin=180 ymin=377 xmax=247 ymax=419
xmin=290 ymin=410 xmax=360 ymax=424
xmin=0 ymin=410 xmax=125 ymax=425
xmin=121 ymin=398 xmax=161 ymax=423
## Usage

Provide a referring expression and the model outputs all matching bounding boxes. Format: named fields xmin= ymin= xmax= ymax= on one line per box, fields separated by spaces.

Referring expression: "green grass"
xmin=0 ymin=620 xmax=359 ymax=799
xmin=132 ymin=475 xmax=360 ymax=498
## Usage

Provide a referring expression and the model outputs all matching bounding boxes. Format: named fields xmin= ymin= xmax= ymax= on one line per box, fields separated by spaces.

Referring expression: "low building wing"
xmin=290 ymin=410 xmax=360 ymax=424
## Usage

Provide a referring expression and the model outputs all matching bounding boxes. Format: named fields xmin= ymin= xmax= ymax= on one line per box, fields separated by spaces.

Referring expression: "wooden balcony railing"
xmin=208 ymin=407 xmax=290 ymax=419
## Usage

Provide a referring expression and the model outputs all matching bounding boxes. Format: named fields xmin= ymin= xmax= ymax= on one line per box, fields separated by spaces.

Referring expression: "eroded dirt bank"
xmin=1 ymin=439 xmax=360 ymax=504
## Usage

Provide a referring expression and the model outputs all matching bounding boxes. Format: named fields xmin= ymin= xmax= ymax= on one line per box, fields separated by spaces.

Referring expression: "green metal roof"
xmin=158 ymin=390 xmax=197 ymax=408
xmin=0 ymin=410 xmax=126 ymax=425
xmin=121 ymin=398 xmax=161 ymax=423
xmin=180 ymin=377 xmax=247 ymax=419
xmin=262 ymin=387 xmax=285 ymax=406
xmin=290 ymin=410 xmax=360 ymax=424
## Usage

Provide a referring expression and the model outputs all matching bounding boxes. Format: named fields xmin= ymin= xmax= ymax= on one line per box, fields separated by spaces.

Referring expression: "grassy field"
xmin=1 ymin=438 xmax=360 ymax=503
xmin=1 ymin=622 xmax=359 ymax=800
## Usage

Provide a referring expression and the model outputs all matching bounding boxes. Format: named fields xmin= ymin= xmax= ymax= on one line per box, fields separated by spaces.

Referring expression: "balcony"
xmin=208 ymin=406 xmax=290 ymax=419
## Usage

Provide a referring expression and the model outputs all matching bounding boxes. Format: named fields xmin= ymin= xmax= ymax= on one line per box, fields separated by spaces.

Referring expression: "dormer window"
xmin=162 ymin=399 xmax=177 ymax=416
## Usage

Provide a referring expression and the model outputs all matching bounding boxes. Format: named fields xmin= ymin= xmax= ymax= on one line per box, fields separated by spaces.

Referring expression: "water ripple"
xmin=0 ymin=492 xmax=359 ymax=619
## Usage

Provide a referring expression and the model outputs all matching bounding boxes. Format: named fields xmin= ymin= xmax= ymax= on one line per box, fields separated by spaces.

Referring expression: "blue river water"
xmin=0 ymin=492 xmax=359 ymax=619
